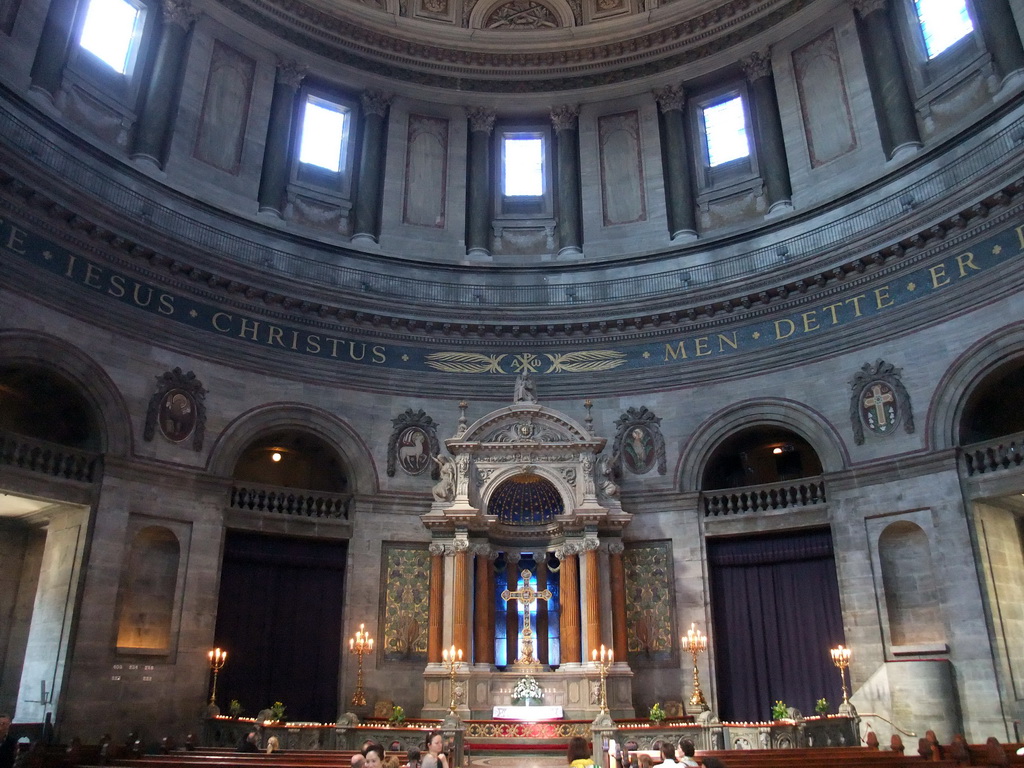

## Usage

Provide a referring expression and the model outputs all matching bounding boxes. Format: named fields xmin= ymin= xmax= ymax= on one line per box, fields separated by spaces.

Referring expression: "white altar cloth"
xmin=491 ymin=705 xmax=564 ymax=720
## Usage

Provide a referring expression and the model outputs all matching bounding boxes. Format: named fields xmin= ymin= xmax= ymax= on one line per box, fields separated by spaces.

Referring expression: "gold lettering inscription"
xmin=108 ymin=274 xmax=126 ymax=298
xmin=874 ymin=286 xmax=893 ymax=309
xmin=801 ymin=311 xmax=819 ymax=333
xmin=929 ymin=264 xmax=950 ymax=288
xmin=693 ymin=337 xmax=711 ymax=357
xmin=5 ymin=226 xmax=27 ymax=254
xmin=238 ymin=318 xmax=260 ymax=341
xmin=212 ymin=312 xmax=232 ymax=332
xmin=718 ymin=332 xmax=738 ymax=352
xmin=955 ymin=251 xmax=980 ymax=277
xmin=774 ymin=319 xmax=796 ymax=340
xmin=664 ymin=341 xmax=688 ymax=361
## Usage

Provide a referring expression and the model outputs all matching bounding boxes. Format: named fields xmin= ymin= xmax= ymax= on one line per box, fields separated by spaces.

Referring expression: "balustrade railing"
xmin=0 ymin=429 xmax=101 ymax=482
xmin=702 ymin=478 xmax=827 ymax=516
xmin=230 ymin=483 xmax=351 ymax=519
xmin=961 ymin=432 xmax=1024 ymax=476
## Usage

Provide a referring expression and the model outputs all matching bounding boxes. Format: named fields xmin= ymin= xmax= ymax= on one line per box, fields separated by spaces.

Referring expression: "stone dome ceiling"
xmin=216 ymin=0 xmax=810 ymax=92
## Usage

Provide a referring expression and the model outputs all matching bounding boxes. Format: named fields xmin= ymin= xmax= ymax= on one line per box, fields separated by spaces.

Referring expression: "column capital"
xmin=654 ymin=84 xmax=686 ymax=113
xmin=607 ymin=540 xmax=625 ymax=555
xmin=276 ymin=60 xmax=307 ymax=89
xmin=429 ymin=542 xmax=448 ymax=556
xmin=582 ymin=537 xmax=600 ymax=552
xmin=740 ymin=49 xmax=773 ymax=82
xmin=848 ymin=0 xmax=888 ymax=17
xmin=556 ymin=540 xmax=584 ymax=558
xmin=162 ymin=0 xmax=198 ymax=29
xmin=361 ymin=90 xmax=394 ymax=117
xmin=466 ymin=107 xmax=496 ymax=134
xmin=550 ymin=104 xmax=580 ymax=131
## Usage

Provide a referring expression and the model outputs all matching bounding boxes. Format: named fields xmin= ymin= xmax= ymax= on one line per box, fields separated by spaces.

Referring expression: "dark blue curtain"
xmin=214 ymin=531 xmax=347 ymax=722
xmin=708 ymin=528 xmax=845 ymax=722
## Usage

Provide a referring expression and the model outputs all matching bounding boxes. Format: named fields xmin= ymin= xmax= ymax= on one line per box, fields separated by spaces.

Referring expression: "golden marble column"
xmin=474 ymin=546 xmax=495 ymax=665
xmin=584 ymin=541 xmax=601 ymax=655
xmin=609 ymin=540 xmax=628 ymax=662
xmin=559 ymin=545 xmax=581 ymax=663
xmin=428 ymin=543 xmax=445 ymax=663
xmin=453 ymin=541 xmax=471 ymax=656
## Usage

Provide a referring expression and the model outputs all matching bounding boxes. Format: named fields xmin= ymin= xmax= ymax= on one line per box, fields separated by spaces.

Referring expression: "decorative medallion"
xmin=849 ymin=360 xmax=914 ymax=445
xmin=612 ymin=406 xmax=667 ymax=475
xmin=143 ymin=368 xmax=207 ymax=451
xmin=387 ymin=408 xmax=441 ymax=478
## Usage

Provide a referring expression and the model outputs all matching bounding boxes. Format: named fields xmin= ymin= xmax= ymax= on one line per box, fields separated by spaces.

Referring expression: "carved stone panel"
xmin=403 ymin=115 xmax=449 ymax=228
xmin=848 ymin=360 xmax=914 ymax=444
xmin=193 ymin=41 xmax=256 ymax=174
xmin=143 ymin=367 xmax=207 ymax=451
xmin=599 ymin=111 xmax=647 ymax=226
xmin=613 ymin=406 xmax=666 ymax=475
xmin=792 ymin=29 xmax=856 ymax=168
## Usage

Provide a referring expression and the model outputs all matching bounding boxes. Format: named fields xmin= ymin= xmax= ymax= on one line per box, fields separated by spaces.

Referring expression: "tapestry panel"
xmin=623 ymin=540 xmax=675 ymax=665
xmin=380 ymin=543 xmax=431 ymax=662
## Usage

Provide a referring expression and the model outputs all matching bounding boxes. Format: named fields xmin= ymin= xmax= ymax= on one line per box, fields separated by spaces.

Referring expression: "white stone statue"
xmin=514 ymin=370 xmax=538 ymax=403
xmin=432 ymin=454 xmax=455 ymax=501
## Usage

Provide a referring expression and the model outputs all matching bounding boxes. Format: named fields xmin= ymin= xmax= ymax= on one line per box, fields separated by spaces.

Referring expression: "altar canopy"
xmin=419 ymin=378 xmax=635 ymax=718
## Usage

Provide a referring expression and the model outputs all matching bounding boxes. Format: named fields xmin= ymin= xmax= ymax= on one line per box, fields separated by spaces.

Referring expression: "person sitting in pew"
xmin=237 ymin=731 xmax=259 ymax=752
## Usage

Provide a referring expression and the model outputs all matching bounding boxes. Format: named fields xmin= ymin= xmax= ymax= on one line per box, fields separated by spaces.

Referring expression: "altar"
xmin=492 ymin=705 xmax=564 ymax=720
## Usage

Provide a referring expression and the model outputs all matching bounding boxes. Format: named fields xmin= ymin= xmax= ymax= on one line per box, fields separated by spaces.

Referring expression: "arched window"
xmin=958 ymin=360 xmax=1024 ymax=444
xmin=701 ymin=426 xmax=823 ymax=490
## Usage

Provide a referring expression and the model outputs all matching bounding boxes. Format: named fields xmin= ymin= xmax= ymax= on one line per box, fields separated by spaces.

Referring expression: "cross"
xmin=863 ymin=383 xmax=895 ymax=428
xmin=501 ymin=569 xmax=552 ymax=664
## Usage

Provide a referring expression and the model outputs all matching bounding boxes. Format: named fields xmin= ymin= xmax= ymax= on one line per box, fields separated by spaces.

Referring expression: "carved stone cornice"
xmin=740 ymin=49 xmax=772 ymax=81
xmin=550 ymin=105 xmax=580 ymax=131
xmin=654 ymin=85 xmax=686 ymax=113
xmin=215 ymin=0 xmax=817 ymax=93
xmin=466 ymin=107 xmax=496 ymax=134
xmin=361 ymin=90 xmax=394 ymax=117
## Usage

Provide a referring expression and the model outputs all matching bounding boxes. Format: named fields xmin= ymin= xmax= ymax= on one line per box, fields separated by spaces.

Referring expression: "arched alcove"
xmin=700 ymin=426 xmax=824 ymax=490
xmin=957 ymin=360 xmax=1024 ymax=445
xmin=0 ymin=365 xmax=102 ymax=451
xmin=878 ymin=521 xmax=944 ymax=648
xmin=233 ymin=429 xmax=349 ymax=493
xmin=487 ymin=473 xmax=564 ymax=525
xmin=115 ymin=526 xmax=181 ymax=654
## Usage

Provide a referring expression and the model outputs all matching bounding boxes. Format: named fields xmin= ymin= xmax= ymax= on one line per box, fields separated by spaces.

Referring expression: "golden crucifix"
xmin=501 ymin=569 xmax=552 ymax=664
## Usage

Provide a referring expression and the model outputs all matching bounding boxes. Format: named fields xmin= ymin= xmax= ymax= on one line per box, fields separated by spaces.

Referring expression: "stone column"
xmin=257 ymin=61 xmax=305 ymax=216
xmin=465 ymin=107 xmax=495 ymax=258
xmin=352 ymin=90 xmax=393 ymax=243
xmin=504 ymin=552 xmax=520 ymax=664
xmin=29 ymin=0 xmax=80 ymax=97
xmin=583 ymin=538 xmax=601 ymax=657
xmin=608 ymin=540 xmax=628 ymax=663
xmin=428 ymin=543 xmax=446 ymax=664
xmin=558 ymin=544 xmax=582 ymax=664
xmin=551 ymin=105 xmax=582 ymax=257
xmin=972 ymin=0 xmax=1024 ymax=83
xmin=654 ymin=86 xmax=697 ymax=240
xmin=740 ymin=50 xmax=793 ymax=213
xmin=851 ymin=0 xmax=921 ymax=159
xmin=130 ymin=0 xmax=198 ymax=167
xmin=452 ymin=539 xmax=471 ymax=657
xmin=537 ymin=553 xmax=549 ymax=665
xmin=473 ymin=545 xmax=495 ymax=665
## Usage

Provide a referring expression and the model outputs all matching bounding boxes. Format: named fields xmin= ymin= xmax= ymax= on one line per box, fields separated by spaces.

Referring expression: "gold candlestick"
xmin=830 ymin=645 xmax=852 ymax=707
xmin=680 ymin=623 xmax=708 ymax=712
xmin=442 ymin=645 xmax=463 ymax=715
xmin=591 ymin=644 xmax=613 ymax=714
xmin=349 ymin=623 xmax=374 ymax=707
xmin=207 ymin=647 xmax=227 ymax=706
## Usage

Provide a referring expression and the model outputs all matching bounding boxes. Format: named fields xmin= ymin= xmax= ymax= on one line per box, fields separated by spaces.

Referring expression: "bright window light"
xmin=914 ymin=0 xmax=973 ymax=58
xmin=299 ymin=97 xmax=347 ymax=172
xmin=79 ymin=0 xmax=141 ymax=75
xmin=503 ymin=136 xmax=544 ymax=196
xmin=702 ymin=96 xmax=750 ymax=167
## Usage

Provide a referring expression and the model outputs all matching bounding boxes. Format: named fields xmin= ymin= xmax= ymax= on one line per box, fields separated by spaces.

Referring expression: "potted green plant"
xmin=649 ymin=702 xmax=666 ymax=723
xmin=228 ymin=699 xmax=243 ymax=718
xmin=389 ymin=705 xmax=406 ymax=724
xmin=815 ymin=698 xmax=828 ymax=715
xmin=268 ymin=701 xmax=286 ymax=724
xmin=771 ymin=699 xmax=788 ymax=721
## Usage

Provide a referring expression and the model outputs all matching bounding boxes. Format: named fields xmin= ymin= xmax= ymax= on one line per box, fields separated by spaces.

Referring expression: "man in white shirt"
xmin=656 ymin=742 xmax=680 ymax=768
xmin=677 ymin=740 xmax=699 ymax=768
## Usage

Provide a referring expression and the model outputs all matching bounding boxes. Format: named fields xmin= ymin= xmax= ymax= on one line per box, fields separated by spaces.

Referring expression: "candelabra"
xmin=349 ymin=623 xmax=374 ymax=707
xmin=680 ymin=623 xmax=709 ymax=712
xmin=830 ymin=644 xmax=852 ymax=708
xmin=207 ymin=647 xmax=227 ymax=706
xmin=591 ymin=644 xmax=613 ymax=714
xmin=442 ymin=645 xmax=463 ymax=715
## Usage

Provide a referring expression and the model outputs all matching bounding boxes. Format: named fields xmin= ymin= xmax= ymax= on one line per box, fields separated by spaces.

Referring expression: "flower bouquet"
xmin=512 ymin=675 xmax=543 ymax=706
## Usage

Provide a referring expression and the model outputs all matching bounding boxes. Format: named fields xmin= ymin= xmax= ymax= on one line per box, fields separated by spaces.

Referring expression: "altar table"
xmin=491 ymin=705 xmax=564 ymax=720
